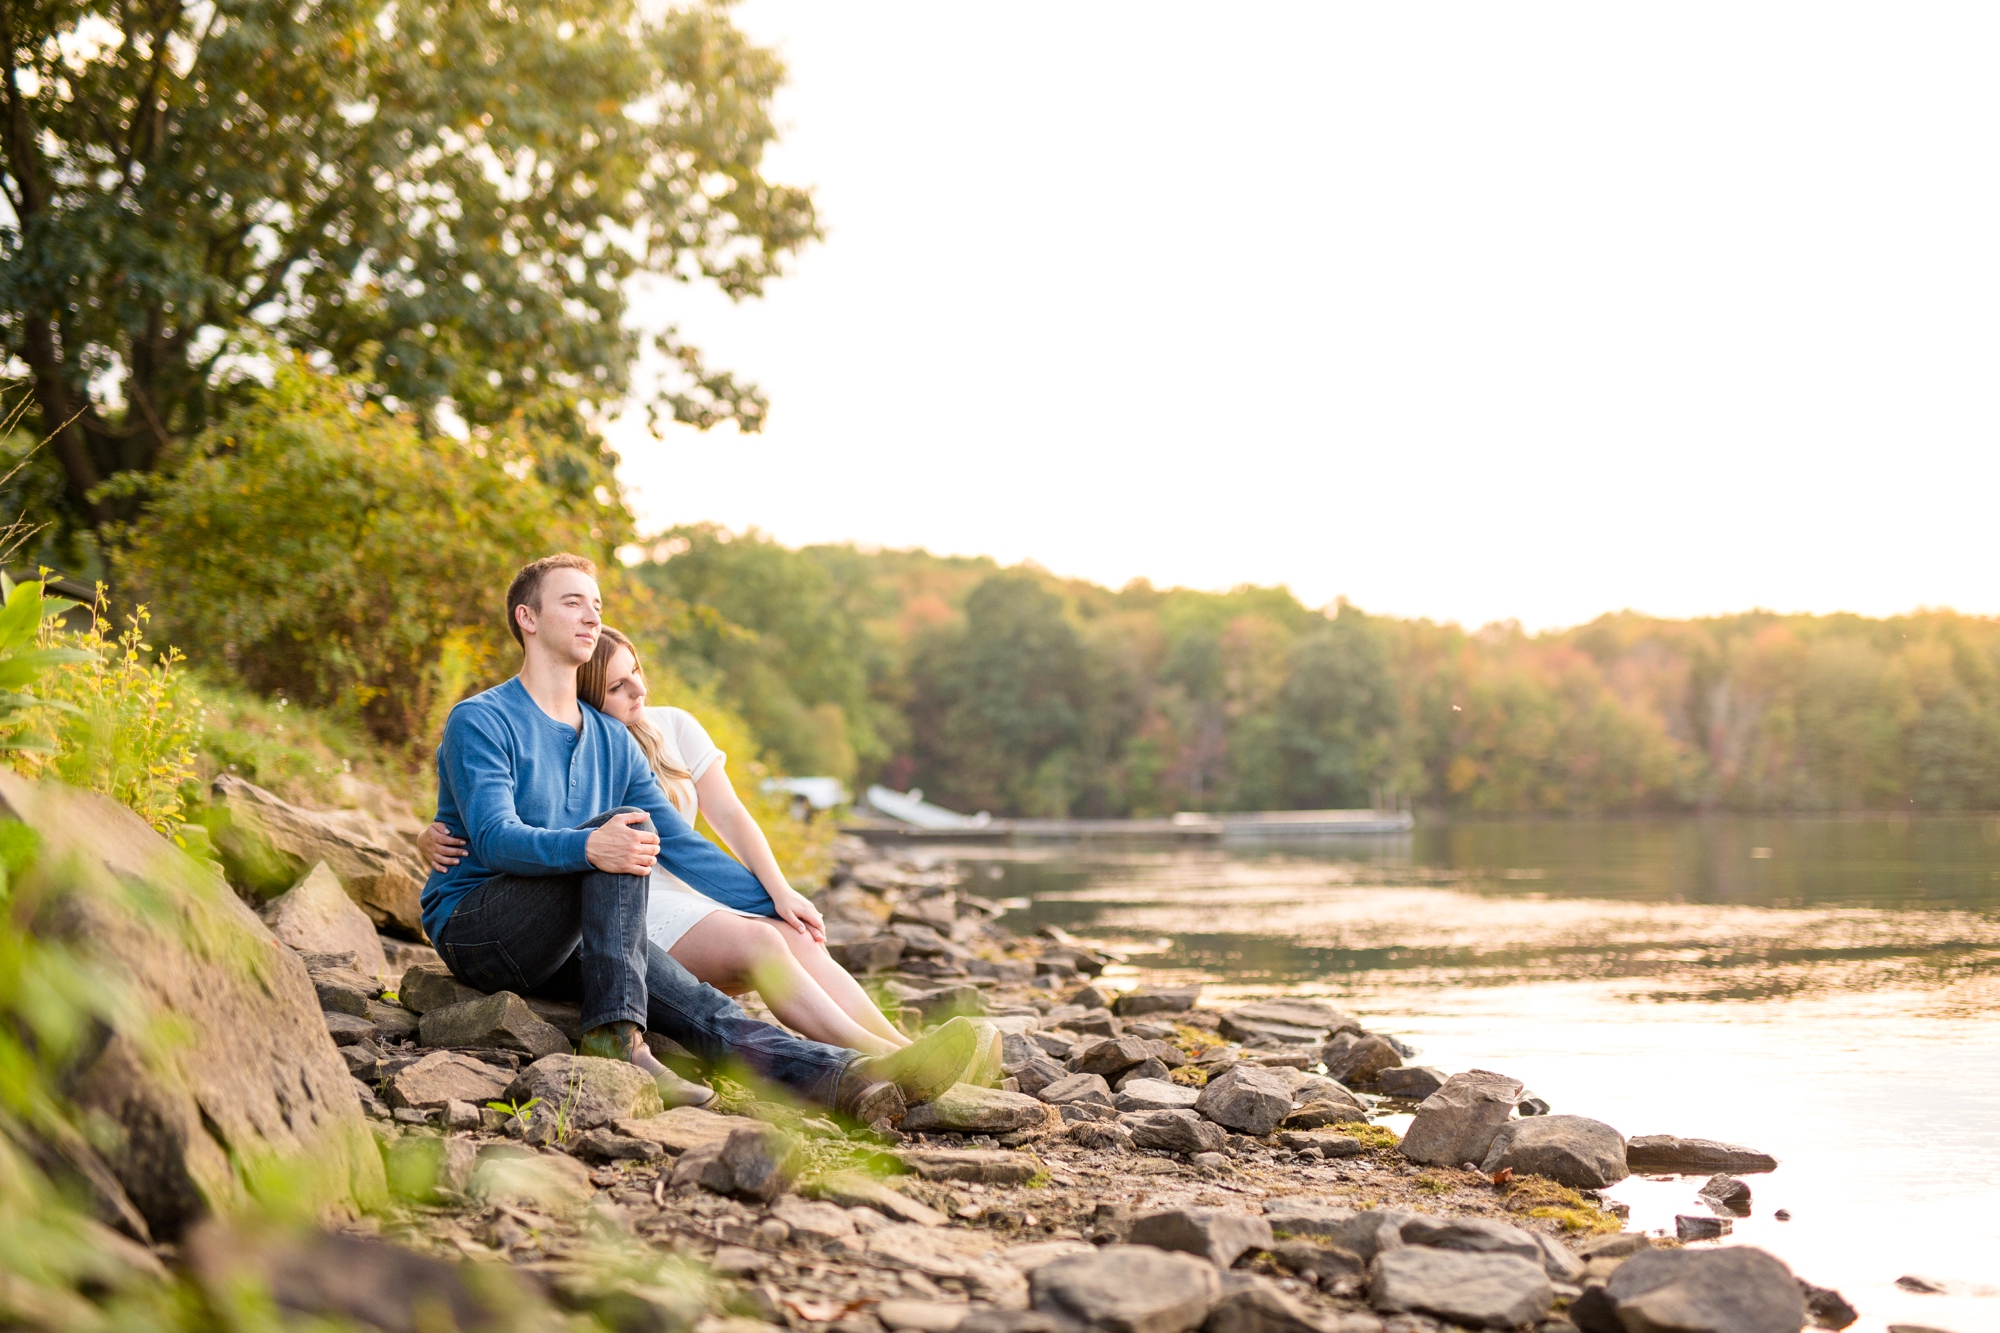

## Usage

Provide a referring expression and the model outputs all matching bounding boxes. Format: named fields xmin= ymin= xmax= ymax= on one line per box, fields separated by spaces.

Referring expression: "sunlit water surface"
xmin=931 ymin=816 xmax=2000 ymax=1333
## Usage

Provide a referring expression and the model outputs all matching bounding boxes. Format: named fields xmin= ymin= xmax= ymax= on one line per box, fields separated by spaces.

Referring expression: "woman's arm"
xmin=694 ymin=763 xmax=825 ymax=941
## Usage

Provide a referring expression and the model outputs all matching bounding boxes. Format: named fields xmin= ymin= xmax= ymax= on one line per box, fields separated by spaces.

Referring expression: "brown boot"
xmin=832 ymin=1063 xmax=906 ymax=1127
xmin=579 ymin=1021 xmax=716 ymax=1109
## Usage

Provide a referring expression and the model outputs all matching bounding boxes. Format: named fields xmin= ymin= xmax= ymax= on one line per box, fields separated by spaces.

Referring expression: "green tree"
xmin=1 ymin=0 xmax=816 ymax=529
xmin=1265 ymin=609 xmax=1400 ymax=808
xmin=636 ymin=525 xmax=887 ymax=781
xmin=906 ymin=573 xmax=1085 ymax=816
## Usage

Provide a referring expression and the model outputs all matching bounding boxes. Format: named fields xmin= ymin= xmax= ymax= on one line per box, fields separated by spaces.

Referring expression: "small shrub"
xmin=115 ymin=358 xmax=634 ymax=746
xmin=10 ymin=591 xmax=202 ymax=835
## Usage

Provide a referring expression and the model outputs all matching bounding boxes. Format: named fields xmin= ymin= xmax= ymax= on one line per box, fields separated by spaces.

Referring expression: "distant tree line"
xmin=642 ymin=525 xmax=2000 ymax=817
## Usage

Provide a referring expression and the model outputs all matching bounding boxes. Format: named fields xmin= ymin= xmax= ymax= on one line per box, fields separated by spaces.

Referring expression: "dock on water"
xmin=847 ymin=785 xmax=1413 ymax=843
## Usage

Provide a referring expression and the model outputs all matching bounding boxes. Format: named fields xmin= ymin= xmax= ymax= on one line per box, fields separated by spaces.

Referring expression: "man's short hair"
xmin=505 ymin=554 xmax=598 ymax=646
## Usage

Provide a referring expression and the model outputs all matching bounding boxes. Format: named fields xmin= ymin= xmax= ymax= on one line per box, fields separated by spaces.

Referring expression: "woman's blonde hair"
xmin=579 ymin=627 xmax=697 ymax=817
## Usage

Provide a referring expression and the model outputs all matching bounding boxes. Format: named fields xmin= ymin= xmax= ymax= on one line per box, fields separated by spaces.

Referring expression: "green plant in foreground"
xmin=10 ymin=590 xmax=201 ymax=835
xmin=0 ymin=573 xmax=89 ymax=750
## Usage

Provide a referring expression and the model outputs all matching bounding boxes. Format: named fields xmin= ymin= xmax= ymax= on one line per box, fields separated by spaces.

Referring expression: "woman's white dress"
xmin=640 ymin=706 xmax=769 ymax=950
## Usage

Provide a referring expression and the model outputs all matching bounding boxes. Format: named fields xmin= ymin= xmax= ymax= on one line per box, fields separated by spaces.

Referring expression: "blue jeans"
xmin=433 ymin=807 xmax=856 ymax=1106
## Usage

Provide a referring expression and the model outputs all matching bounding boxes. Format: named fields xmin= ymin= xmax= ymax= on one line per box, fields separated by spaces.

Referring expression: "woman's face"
xmin=599 ymin=646 xmax=648 ymax=724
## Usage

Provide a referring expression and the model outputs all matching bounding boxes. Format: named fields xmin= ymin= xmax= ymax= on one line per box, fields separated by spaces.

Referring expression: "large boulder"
xmin=0 ymin=773 xmax=385 ymax=1241
xmin=258 ymin=861 xmax=388 ymax=977
xmin=1398 ymin=1069 xmax=1525 ymax=1167
xmin=1596 ymin=1247 xmax=1805 ymax=1333
xmin=1322 ymin=1033 xmax=1402 ymax=1086
xmin=1195 ymin=1065 xmax=1294 ymax=1136
xmin=1370 ymin=1248 xmax=1553 ymax=1329
xmin=1480 ymin=1115 xmax=1628 ymax=1188
xmin=505 ymin=1054 xmax=664 ymax=1131
xmin=1030 ymin=1245 xmax=1223 ymax=1333
xmin=204 ymin=775 xmax=427 ymax=937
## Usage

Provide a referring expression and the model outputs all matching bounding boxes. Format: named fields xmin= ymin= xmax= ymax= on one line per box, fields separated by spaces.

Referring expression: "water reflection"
xmin=930 ymin=814 xmax=2000 ymax=1330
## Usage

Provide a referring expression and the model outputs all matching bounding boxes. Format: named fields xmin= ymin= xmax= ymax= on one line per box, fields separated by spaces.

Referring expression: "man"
xmin=421 ymin=553 xmax=979 ymax=1123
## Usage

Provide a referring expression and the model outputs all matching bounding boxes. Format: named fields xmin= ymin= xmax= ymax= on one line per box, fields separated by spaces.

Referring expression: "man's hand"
xmin=417 ymin=821 xmax=467 ymax=873
xmin=586 ymin=811 xmax=660 ymax=876
xmin=769 ymin=884 xmax=826 ymax=943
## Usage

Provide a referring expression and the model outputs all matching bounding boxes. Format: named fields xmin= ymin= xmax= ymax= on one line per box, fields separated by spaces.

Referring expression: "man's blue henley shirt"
xmin=420 ymin=677 xmax=774 ymax=941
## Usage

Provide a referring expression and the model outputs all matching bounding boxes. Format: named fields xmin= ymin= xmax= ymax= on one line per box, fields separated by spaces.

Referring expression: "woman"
xmin=419 ymin=628 xmax=911 ymax=1058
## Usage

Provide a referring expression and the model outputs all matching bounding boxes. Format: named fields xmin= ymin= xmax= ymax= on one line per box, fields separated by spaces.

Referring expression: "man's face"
xmin=520 ymin=568 xmax=602 ymax=665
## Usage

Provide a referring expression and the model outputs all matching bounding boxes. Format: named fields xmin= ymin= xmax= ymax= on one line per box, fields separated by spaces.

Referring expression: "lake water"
xmin=932 ymin=815 xmax=2000 ymax=1333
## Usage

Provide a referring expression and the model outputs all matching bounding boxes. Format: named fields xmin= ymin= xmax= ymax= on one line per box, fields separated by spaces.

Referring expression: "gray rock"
xmin=1122 ymin=1109 xmax=1228 ymax=1155
xmin=808 ymin=1171 xmax=948 ymax=1226
xmin=1062 ymin=1100 xmax=1119 ymax=1124
xmin=1033 ymin=1030 xmax=1080 ymax=1059
xmin=1071 ymin=1010 xmax=1122 ymax=1037
xmin=1530 ymin=1234 xmax=1585 ymax=1284
xmin=1397 ymin=1070 xmax=1525 ymax=1167
xmin=324 ymin=1011 xmax=379 ymax=1046
xmin=1799 ymin=1281 xmax=1856 ymax=1331
xmin=768 ymin=1194 xmax=859 ymax=1246
xmin=1116 ymin=1057 xmax=1174 ymax=1088
xmin=897 ymin=1149 xmax=1042 ymax=1184
xmin=206 ymin=774 xmax=426 ymax=933
xmin=1039 ymin=1072 xmax=1116 ymax=1107
xmin=1072 ymin=1036 xmax=1154 ymax=1079
xmin=1274 ymin=1131 xmax=1365 ymax=1157
xmin=1602 ymin=1247 xmax=1804 ymax=1333
xmin=1009 ymin=1055 xmax=1073 ymax=1097
xmin=911 ymin=983 xmax=987 ymax=1023
xmin=1114 ymin=986 xmax=1201 ymax=1017
xmin=669 ymin=1124 xmax=797 ymax=1202
xmin=901 ymin=1085 xmax=1049 ymax=1135
xmin=504 ymin=1053 xmax=664 ymax=1131
xmin=380 ymin=1051 xmax=513 ymax=1111
xmin=1283 ymin=1100 xmax=1371 ymax=1130
xmin=262 ymin=862 xmax=390 ymax=976
xmin=1324 ymin=1034 xmax=1402 ymax=1086
xmin=1400 ymin=1216 xmax=1543 ymax=1266
xmin=1516 ymin=1094 xmax=1550 ymax=1116
xmin=1129 ymin=1207 xmax=1274 ymax=1268
xmin=1698 ymin=1174 xmax=1753 ymax=1215
xmin=1326 ymin=1209 xmax=1417 ymax=1261
xmin=1069 ymin=983 xmax=1117 ymax=1010
xmin=575 ymin=1128 xmax=666 ymax=1161
xmin=1268 ymin=1240 xmax=1367 ymax=1295
xmin=442 ymin=1099 xmax=480 ymax=1131
xmin=362 ymin=999 xmax=417 ymax=1042
xmin=1260 ymin=1200 xmax=1357 ymax=1241
xmin=1625 ymin=1136 xmax=1780 ymax=1175
xmin=1218 ymin=1000 xmax=1362 ymax=1046
xmin=1195 ymin=1065 xmax=1294 ymax=1136
xmin=830 ymin=932 xmax=907 ymax=975
xmin=1369 ymin=1248 xmax=1554 ymax=1329
xmin=1117 ymin=1078 xmax=1202 ymax=1112
xmin=1675 ymin=1214 xmax=1733 ymax=1241
xmin=522 ymin=996 xmax=584 ymax=1043
xmin=1002 ymin=1031 xmax=1043 ymax=1066
xmin=395 ymin=960 xmax=485 ymax=1015
xmin=312 ymin=967 xmax=381 ymax=1016
xmin=1479 ymin=1115 xmax=1628 ymax=1189
xmin=417 ymin=991 xmax=571 ymax=1060
xmin=1203 ymin=1273 xmax=1325 ymax=1333
xmin=1068 ymin=1120 xmax=1135 ymax=1152
xmin=1377 ymin=1067 xmax=1448 ymax=1099
xmin=1030 ymin=1245 xmax=1223 ymax=1333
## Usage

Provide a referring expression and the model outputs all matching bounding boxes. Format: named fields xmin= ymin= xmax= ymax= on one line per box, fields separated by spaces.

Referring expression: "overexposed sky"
xmin=610 ymin=3 xmax=2000 ymax=631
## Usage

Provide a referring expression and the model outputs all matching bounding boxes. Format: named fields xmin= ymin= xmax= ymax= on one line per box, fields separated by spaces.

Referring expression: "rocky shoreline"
xmin=6 ymin=773 xmax=1911 ymax=1333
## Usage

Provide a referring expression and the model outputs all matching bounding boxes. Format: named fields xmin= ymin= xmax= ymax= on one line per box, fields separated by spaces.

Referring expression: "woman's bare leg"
xmin=778 ymin=926 xmax=912 ymax=1048
xmin=669 ymin=914 xmax=899 ymax=1056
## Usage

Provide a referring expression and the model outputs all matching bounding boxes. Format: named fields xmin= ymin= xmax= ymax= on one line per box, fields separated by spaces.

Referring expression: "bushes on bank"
xmin=115 ymin=360 xmax=633 ymax=747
